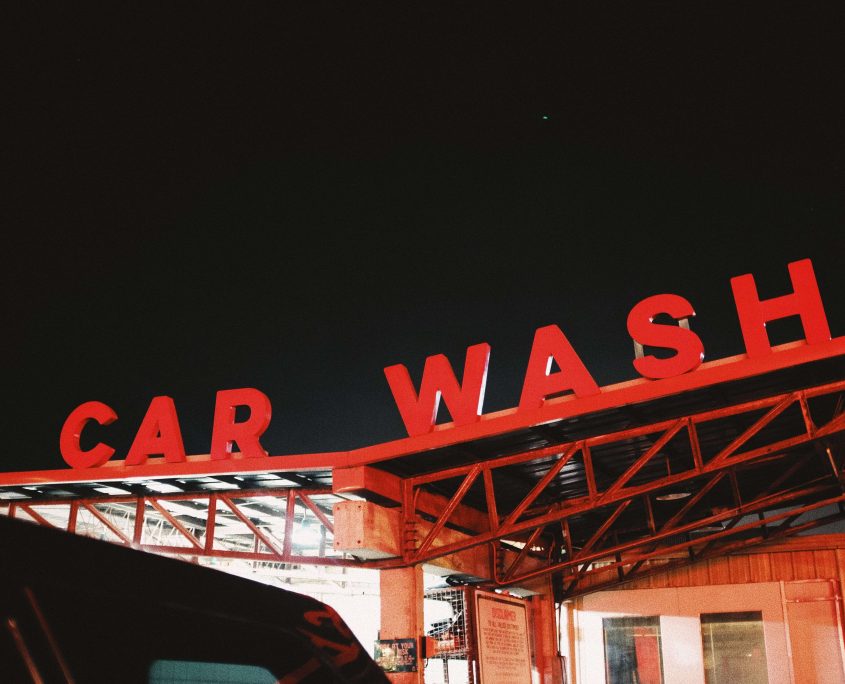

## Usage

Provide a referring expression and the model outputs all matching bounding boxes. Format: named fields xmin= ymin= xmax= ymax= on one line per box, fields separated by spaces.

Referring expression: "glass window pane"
xmin=603 ymin=616 xmax=664 ymax=684
xmin=149 ymin=660 xmax=277 ymax=683
xmin=701 ymin=612 xmax=768 ymax=684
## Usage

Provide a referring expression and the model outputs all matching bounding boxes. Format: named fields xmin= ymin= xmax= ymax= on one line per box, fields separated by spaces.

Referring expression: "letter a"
xmin=519 ymin=325 xmax=599 ymax=410
xmin=125 ymin=396 xmax=187 ymax=465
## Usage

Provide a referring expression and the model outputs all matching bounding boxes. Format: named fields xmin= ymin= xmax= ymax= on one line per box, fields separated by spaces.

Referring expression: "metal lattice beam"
xmin=391 ymin=379 xmax=845 ymax=590
xmin=1 ymin=487 xmax=364 ymax=568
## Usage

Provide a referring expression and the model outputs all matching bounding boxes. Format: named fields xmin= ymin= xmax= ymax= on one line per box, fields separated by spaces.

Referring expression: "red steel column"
xmin=526 ymin=576 xmax=563 ymax=683
xmin=379 ymin=566 xmax=425 ymax=683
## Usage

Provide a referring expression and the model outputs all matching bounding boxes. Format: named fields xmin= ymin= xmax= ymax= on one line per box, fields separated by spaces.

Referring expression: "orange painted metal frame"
xmin=3 ymin=488 xmax=356 ymax=567
xmin=0 ymin=337 xmax=843 ymax=596
xmin=391 ymin=377 xmax=845 ymax=594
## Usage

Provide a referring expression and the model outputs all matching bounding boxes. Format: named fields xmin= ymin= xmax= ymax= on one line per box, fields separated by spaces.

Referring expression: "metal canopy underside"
xmin=0 ymin=471 xmax=334 ymax=502
xmin=372 ymin=353 xmax=845 ymax=597
xmin=2 ymin=345 xmax=844 ymax=599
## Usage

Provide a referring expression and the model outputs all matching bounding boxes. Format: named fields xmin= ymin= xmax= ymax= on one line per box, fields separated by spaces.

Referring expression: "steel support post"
xmin=524 ymin=575 xmax=564 ymax=684
xmin=379 ymin=566 xmax=425 ymax=683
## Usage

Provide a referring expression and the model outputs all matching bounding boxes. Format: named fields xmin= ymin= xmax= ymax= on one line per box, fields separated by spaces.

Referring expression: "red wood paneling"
xmin=728 ymin=555 xmax=751 ymax=583
xmin=769 ymin=552 xmax=796 ymax=581
xmin=791 ymin=551 xmax=818 ymax=580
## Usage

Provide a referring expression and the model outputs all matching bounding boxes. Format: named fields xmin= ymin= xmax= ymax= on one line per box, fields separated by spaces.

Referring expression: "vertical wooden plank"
xmin=728 ymin=555 xmax=751 ymax=583
xmin=813 ymin=550 xmax=838 ymax=579
xmin=687 ymin=560 xmax=711 ymax=587
xmin=668 ymin=565 xmax=691 ymax=588
xmin=629 ymin=577 xmax=649 ymax=589
xmin=769 ymin=552 xmax=795 ymax=581
xmin=649 ymin=570 xmax=667 ymax=589
xmin=835 ymin=549 xmax=845 ymax=589
xmin=792 ymin=550 xmax=818 ymax=580
xmin=708 ymin=557 xmax=732 ymax=585
xmin=746 ymin=552 xmax=773 ymax=582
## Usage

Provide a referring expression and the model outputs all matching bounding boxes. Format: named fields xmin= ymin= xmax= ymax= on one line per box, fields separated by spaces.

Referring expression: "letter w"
xmin=384 ymin=343 xmax=491 ymax=437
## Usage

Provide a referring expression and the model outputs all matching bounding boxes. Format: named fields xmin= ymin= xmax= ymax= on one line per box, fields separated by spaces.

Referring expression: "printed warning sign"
xmin=374 ymin=637 xmax=418 ymax=672
xmin=475 ymin=590 xmax=532 ymax=683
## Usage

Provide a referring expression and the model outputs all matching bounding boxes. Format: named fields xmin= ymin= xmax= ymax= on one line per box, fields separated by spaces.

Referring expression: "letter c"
xmin=59 ymin=401 xmax=118 ymax=469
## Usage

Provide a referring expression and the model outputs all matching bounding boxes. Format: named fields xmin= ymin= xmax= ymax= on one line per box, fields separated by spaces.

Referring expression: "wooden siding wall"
xmin=580 ymin=534 xmax=845 ymax=592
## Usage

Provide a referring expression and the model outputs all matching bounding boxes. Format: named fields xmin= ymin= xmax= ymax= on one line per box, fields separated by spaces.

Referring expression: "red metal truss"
xmin=394 ymin=379 xmax=845 ymax=593
xmin=560 ymin=497 xmax=845 ymax=598
xmin=1 ymin=488 xmax=362 ymax=568
xmin=0 ymin=340 xmax=842 ymax=598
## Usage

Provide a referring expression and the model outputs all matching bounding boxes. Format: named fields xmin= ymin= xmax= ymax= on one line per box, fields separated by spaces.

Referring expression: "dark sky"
xmin=6 ymin=5 xmax=844 ymax=472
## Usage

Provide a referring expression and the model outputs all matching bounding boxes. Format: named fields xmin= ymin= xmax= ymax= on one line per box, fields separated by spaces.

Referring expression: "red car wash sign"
xmin=60 ymin=259 xmax=833 ymax=469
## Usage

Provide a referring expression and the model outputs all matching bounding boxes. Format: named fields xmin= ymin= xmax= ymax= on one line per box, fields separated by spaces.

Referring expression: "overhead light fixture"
xmin=655 ymin=491 xmax=692 ymax=501
xmin=93 ymin=485 xmax=131 ymax=495
xmin=140 ymin=480 xmax=183 ymax=494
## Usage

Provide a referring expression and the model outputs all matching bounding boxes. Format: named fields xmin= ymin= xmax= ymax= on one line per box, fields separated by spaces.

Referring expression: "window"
xmin=603 ymin=616 xmax=664 ymax=684
xmin=149 ymin=660 xmax=277 ymax=683
xmin=701 ymin=612 xmax=768 ymax=684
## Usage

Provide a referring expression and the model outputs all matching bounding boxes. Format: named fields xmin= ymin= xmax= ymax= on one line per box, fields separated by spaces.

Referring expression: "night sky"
xmin=7 ymin=6 xmax=844 ymax=472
